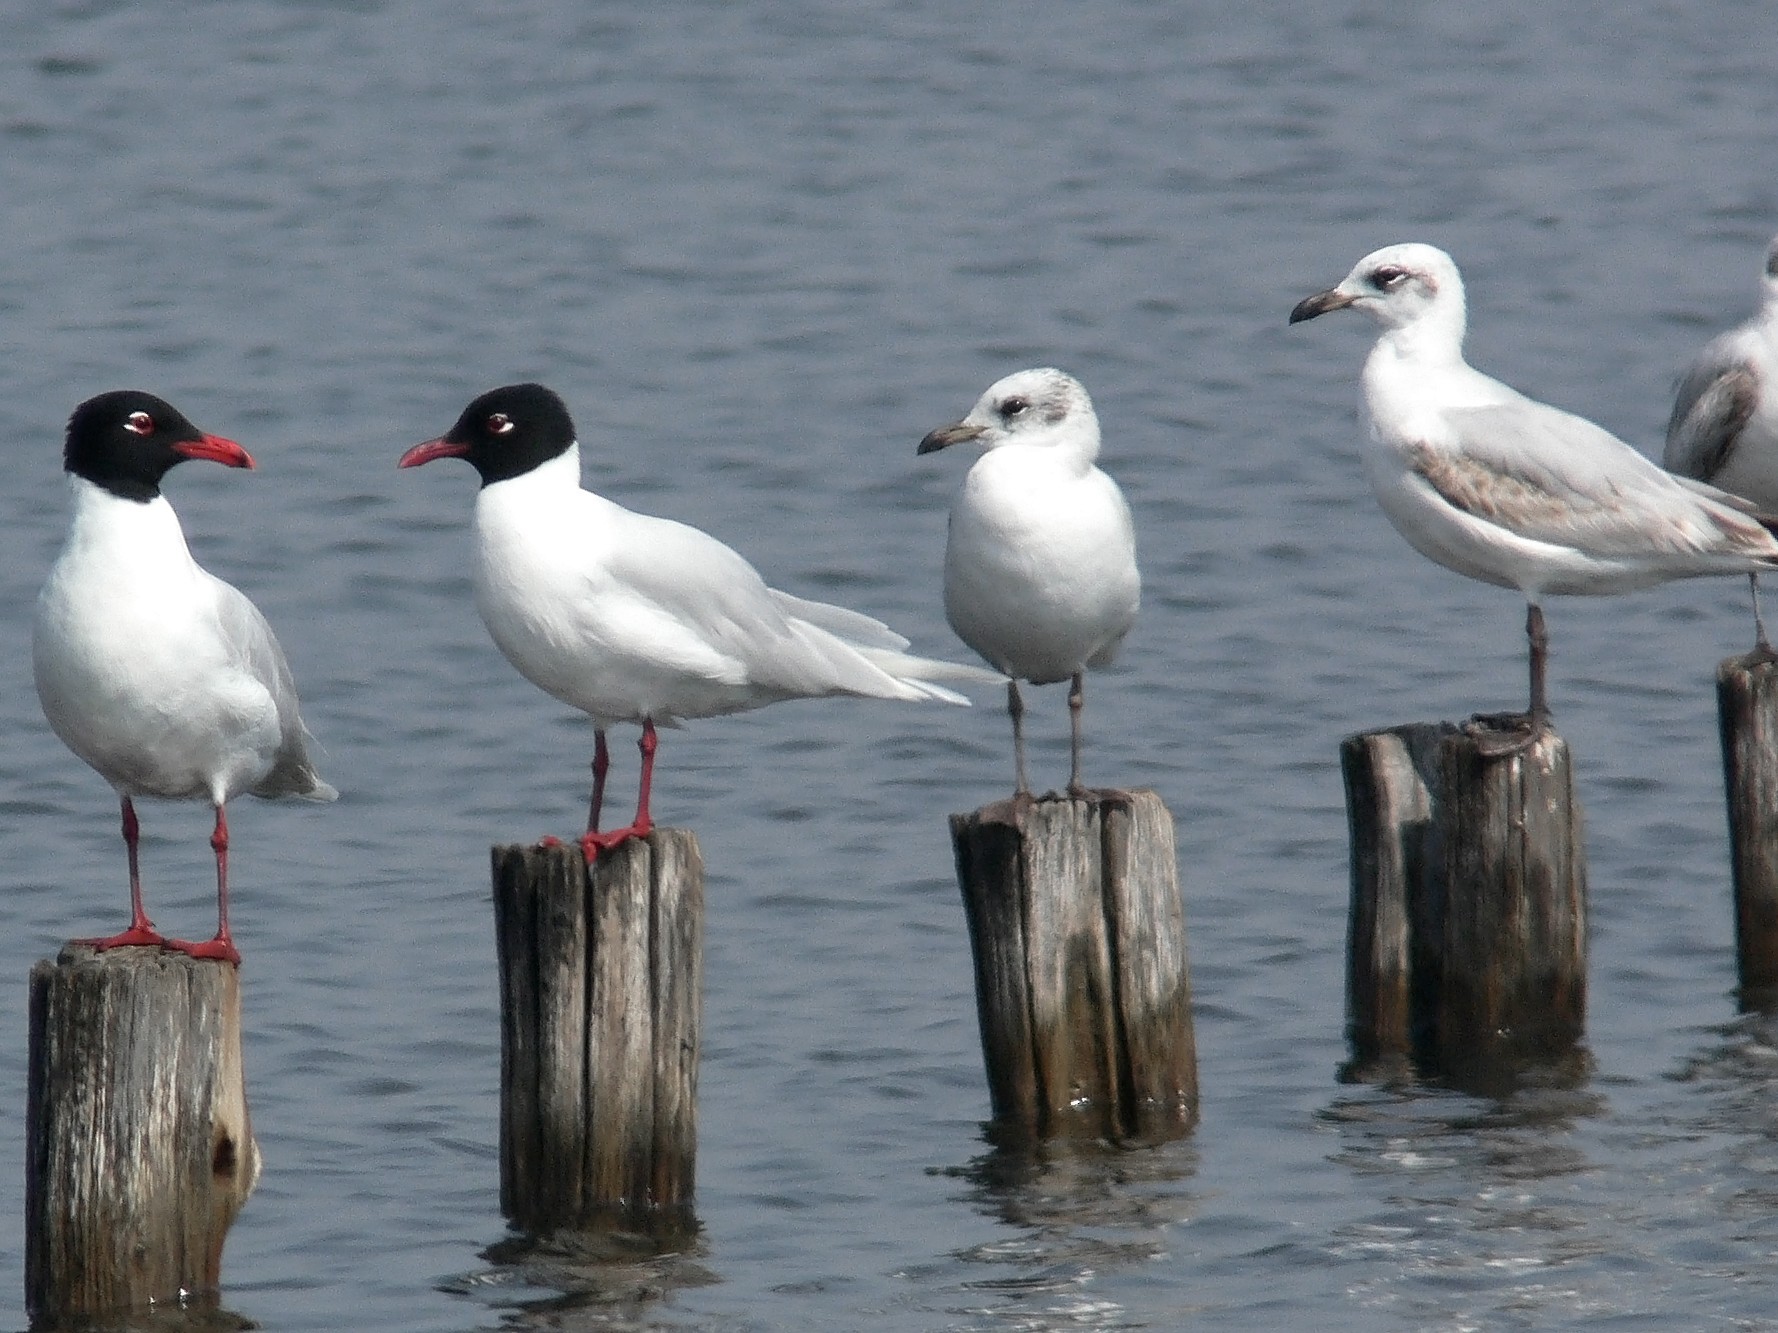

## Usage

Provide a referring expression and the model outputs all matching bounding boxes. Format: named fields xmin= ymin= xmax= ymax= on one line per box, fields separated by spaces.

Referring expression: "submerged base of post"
xmin=493 ymin=832 xmax=703 ymax=1234
xmin=1717 ymin=651 xmax=1778 ymax=999
xmin=1342 ymin=720 xmax=1587 ymax=1078
xmin=26 ymin=944 xmax=260 ymax=1322
xmin=948 ymin=788 xmax=1196 ymax=1141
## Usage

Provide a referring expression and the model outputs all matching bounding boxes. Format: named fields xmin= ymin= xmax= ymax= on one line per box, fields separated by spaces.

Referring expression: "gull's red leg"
xmin=581 ymin=720 xmax=657 ymax=860
xmin=84 ymin=795 xmax=169 ymax=951
xmin=542 ymin=729 xmax=613 ymax=850
xmin=170 ymin=805 xmax=241 ymax=966
xmin=587 ymin=729 xmax=611 ymax=834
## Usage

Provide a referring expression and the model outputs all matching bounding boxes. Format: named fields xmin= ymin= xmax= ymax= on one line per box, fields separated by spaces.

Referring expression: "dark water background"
xmin=4 ymin=2 xmax=1778 ymax=1328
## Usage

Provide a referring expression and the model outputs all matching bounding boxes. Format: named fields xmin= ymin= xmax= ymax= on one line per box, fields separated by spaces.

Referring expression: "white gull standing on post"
xmin=33 ymin=390 xmax=336 ymax=965
xmin=1289 ymin=242 xmax=1778 ymax=742
xmin=1663 ymin=232 xmax=1778 ymax=651
xmin=918 ymin=368 xmax=1140 ymax=794
xmin=399 ymin=381 xmax=996 ymax=860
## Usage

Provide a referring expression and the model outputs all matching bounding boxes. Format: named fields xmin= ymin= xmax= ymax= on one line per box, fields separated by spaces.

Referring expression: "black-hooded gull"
xmin=33 ymin=391 xmax=336 ymax=964
xmin=399 ymin=382 xmax=994 ymax=859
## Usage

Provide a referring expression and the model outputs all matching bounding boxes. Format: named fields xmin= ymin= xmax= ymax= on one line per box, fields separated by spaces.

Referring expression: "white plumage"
xmin=919 ymin=368 xmax=1140 ymax=793
xmin=401 ymin=382 xmax=993 ymax=857
xmin=1291 ymin=242 xmax=1778 ymax=731
xmin=1664 ymin=232 xmax=1778 ymax=648
xmin=34 ymin=390 xmax=335 ymax=964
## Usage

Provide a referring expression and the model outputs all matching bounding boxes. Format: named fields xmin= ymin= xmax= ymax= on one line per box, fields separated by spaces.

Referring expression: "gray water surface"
xmin=5 ymin=2 xmax=1778 ymax=1328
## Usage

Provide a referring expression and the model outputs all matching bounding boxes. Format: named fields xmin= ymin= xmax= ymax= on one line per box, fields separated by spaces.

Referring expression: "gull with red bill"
xmin=33 ymin=390 xmax=336 ymax=964
xmin=399 ymin=381 xmax=995 ymax=861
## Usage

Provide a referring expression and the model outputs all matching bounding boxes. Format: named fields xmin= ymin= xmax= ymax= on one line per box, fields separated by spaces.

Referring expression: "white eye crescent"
xmin=125 ymin=411 xmax=154 ymax=436
xmin=487 ymin=413 xmax=514 ymax=436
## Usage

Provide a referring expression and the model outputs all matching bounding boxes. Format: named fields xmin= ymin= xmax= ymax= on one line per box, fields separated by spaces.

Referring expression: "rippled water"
xmin=4 ymin=1 xmax=1778 ymax=1328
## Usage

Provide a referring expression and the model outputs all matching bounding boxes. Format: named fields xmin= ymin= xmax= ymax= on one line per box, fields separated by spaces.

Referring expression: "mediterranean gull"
xmin=1290 ymin=242 xmax=1778 ymax=741
xmin=33 ymin=391 xmax=336 ymax=965
xmin=399 ymin=382 xmax=996 ymax=859
xmin=919 ymin=368 xmax=1140 ymax=794
xmin=1663 ymin=232 xmax=1778 ymax=651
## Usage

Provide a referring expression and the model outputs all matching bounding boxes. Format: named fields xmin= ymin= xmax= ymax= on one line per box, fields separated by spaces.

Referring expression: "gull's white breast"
xmin=33 ymin=482 xmax=283 ymax=802
xmin=943 ymin=444 xmax=1140 ymax=685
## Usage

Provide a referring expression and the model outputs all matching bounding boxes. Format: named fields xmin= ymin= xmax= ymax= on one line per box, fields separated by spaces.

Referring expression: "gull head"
xmin=65 ymin=390 xmax=255 ymax=502
xmin=918 ymin=367 xmax=1098 ymax=458
xmin=1290 ymin=243 xmax=1467 ymax=339
xmin=400 ymin=382 xmax=577 ymax=486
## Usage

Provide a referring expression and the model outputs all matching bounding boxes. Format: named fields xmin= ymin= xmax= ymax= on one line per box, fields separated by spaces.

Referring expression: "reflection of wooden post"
xmin=26 ymin=945 xmax=260 ymax=1321
xmin=1342 ymin=722 xmax=1587 ymax=1073
xmin=948 ymin=789 xmax=1195 ymax=1140
xmin=1717 ymin=652 xmax=1778 ymax=996
xmin=493 ymin=834 xmax=702 ymax=1232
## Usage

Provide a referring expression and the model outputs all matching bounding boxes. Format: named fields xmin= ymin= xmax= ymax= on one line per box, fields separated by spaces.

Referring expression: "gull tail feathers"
xmin=1667 ymin=475 xmax=1778 ymax=558
xmin=769 ymin=589 xmax=913 ymax=651
xmin=853 ymin=646 xmax=1003 ymax=706
xmin=253 ymin=766 xmax=339 ymax=802
xmin=252 ymin=727 xmax=339 ymax=802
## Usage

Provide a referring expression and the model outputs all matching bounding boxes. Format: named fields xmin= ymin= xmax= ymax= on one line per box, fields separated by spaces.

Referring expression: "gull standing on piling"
xmin=1664 ymin=233 xmax=1778 ymax=650
xmin=1290 ymin=242 xmax=1778 ymax=740
xmin=399 ymin=382 xmax=996 ymax=860
xmin=33 ymin=391 xmax=337 ymax=965
xmin=918 ymin=368 xmax=1140 ymax=794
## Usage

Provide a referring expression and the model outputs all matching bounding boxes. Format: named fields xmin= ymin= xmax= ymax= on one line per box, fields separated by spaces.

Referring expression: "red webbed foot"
xmin=166 ymin=934 xmax=242 ymax=966
xmin=579 ymin=817 xmax=653 ymax=862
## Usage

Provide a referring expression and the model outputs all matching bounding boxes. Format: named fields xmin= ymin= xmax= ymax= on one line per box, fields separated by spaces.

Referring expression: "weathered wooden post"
xmin=26 ymin=945 xmax=260 ymax=1322
xmin=1342 ymin=720 xmax=1587 ymax=1075
xmin=1717 ymin=651 xmax=1778 ymax=997
xmin=492 ymin=833 xmax=702 ymax=1233
xmin=1340 ymin=722 xmax=1452 ymax=1067
xmin=947 ymin=789 xmax=1195 ymax=1141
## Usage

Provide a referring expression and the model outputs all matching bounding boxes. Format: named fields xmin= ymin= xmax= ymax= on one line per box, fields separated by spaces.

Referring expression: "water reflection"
xmin=1671 ymin=1007 xmax=1778 ymax=1217
xmin=1320 ymin=1058 xmax=1609 ymax=1325
xmin=935 ymin=1129 xmax=1199 ymax=1331
xmin=442 ymin=1227 xmax=716 ymax=1332
xmin=1341 ymin=1033 xmax=1595 ymax=1101
xmin=26 ymin=1304 xmax=255 ymax=1333
xmin=1326 ymin=1063 xmax=1602 ymax=1184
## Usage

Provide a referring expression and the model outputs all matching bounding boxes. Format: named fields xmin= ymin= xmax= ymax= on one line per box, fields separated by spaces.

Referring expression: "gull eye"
xmin=486 ymin=413 xmax=514 ymax=436
xmin=999 ymin=396 xmax=1029 ymax=420
xmin=124 ymin=411 xmax=154 ymax=436
xmin=1371 ymin=266 xmax=1409 ymax=291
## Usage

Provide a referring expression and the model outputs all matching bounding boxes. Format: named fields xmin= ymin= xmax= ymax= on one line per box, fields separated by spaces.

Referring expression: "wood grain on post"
xmin=492 ymin=833 xmax=702 ymax=1234
xmin=1341 ymin=721 xmax=1587 ymax=1075
xmin=948 ymin=789 xmax=1195 ymax=1141
xmin=1437 ymin=726 xmax=1586 ymax=1065
xmin=1716 ymin=652 xmax=1778 ymax=996
xmin=26 ymin=945 xmax=260 ymax=1322
xmin=1341 ymin=723 xmax=1453 ymax=1065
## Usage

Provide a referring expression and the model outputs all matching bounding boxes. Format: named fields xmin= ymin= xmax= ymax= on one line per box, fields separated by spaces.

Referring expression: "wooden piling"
xmin=26 ymin=944 xmax=260 ymax=1322
xmin=947 ymin=789 xmax=1196 ymax=1141
xmin=1340 ymin=722 xmax=1453 ymax=1066
xmin=1717 ymin=652 xmax=1778 ymax=996
xmin=1342 ymin=721 xmax=1587 ymax=1075
xmin=492 ymin=833 xmax=702 ymax=1233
